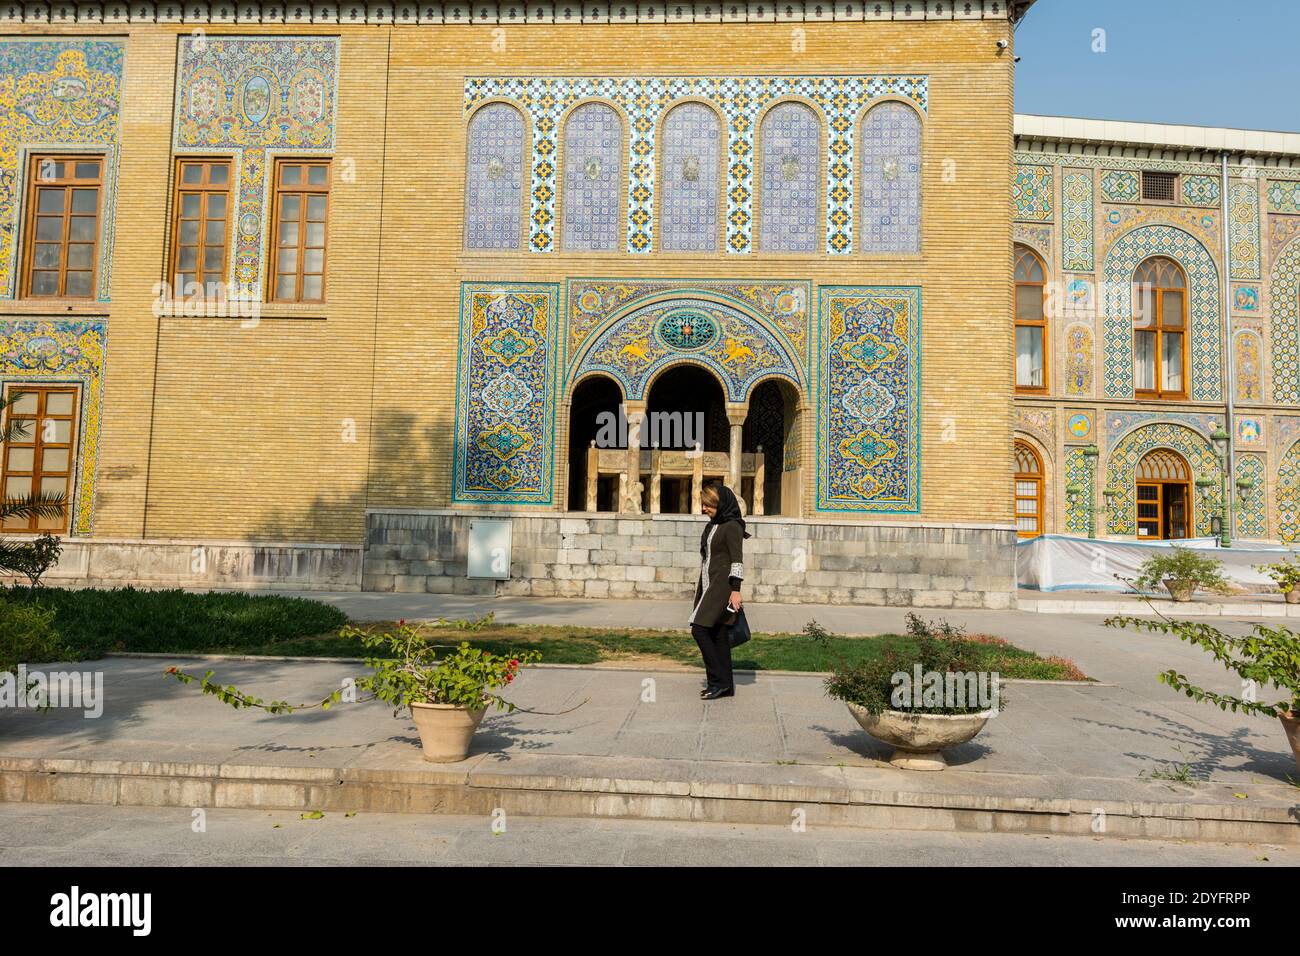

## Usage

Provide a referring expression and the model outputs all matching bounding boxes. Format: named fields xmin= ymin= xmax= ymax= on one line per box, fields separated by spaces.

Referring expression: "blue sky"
xmin=1014 ymin=0 xmax=1299 ymax=132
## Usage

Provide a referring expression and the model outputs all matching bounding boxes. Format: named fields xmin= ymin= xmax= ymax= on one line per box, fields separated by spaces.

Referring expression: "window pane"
xmin=71 ymin=188 xmax=96 ymax=213
xmin=66 ymin=244 xmax=93 ymax=270
xmin=306 ymin=222 xmax=325 ymax=247
xmin=207 ymin=194 xmax=227 ymax=218
xmin=36 ymin=217 xmax=62 ymax=241
xmin=1016 ymin=326 xmax=1044 ymax=387
xmin=203 ymin=246 xmax=223 ymax=271
xmin=303 ymin=248 xmax=324 ymax=273
xmin=30 ymin=272 xmax=57 ymax=295
xmin=307 ymin=165 xmax=328 ymax=186
xmin=302 ymin=274 xmax=323 ymax=300
xmin=181 ymin=193 xmax=201 ymax=217
xmin=180 ymin=220 xmax=199 ymax=244
xmin=278 ymin=249 xmax=297 ymax=274
xmin=205 ymin=220 xmax=224 ymax=244
xmin=36 ymin=507 xmax=66 ymax=531
xmin=37 ymin=161 xmax=63 ymax=181
xmin=182 ymin=164 xmax=204 ymax=184
xmin=45 ymin=418 xmax=71 ymax=443
xmin=1162 ymin=291 xmax=1184 ymax=327
xmin=39 ymin=476 xmax=66 ymax=497
xmin=6 ymin=448 xmax=34 ymax=471
xmin=281 ymin=164 xmax=302 ymax=185
xmin=278 ymin=221 xmax=299 ymax=246
xmin=64 ymin=272 xmax=91 ymax=297
xmin=1135 ymin=331 xmax=1156 ymax=390
xmin=178 ymin=246 xmax=198 ymax=270
xmin=74 ymin=161 xmax=100 ymax=179
xmin=45 ymin=392 xmax=74 ymax=416
xmin=280 ymin=195 xmax=300 ymax=220
xmin=275 ymin=274 xmax=296 ymax=300
xmin=1133 ymin=285 xmax=1155 ymax=327
xmin=34 ymin=244 xmax=60 ymax=268
xmin=306 ymin=195 xmax=327 ymax=221
xmin=41 ymin=448 xmax=69 ymax=472
xmin=209 ymin=164 xmax=229 ymax=185
xmin=69 ymin=216 xmax=96 ymax=242
xmin=1162 ymin=333 xmax=1184 ymax=392
xmin=1015 ymin=284 xmax=1042 ymax=322
xmin=37 ymin=189 xmax=64 ymax=213
xmin=11 ymin=392 xmax=38 ymax=415
xmin=6 ymin=476 xmax=31 ymax=498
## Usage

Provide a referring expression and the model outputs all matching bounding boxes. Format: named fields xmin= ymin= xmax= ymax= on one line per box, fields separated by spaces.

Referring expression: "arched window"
xmin=758 ymin=102 xmax=819 ymax=253
xmin=1014 ymin=245 xmax=1047 ymax=391
xmin=1136 ymin=448 xmax=1191 ymax=539
xmin=1014 ymin=441 xmax=1044 ymax=538
xmin=660 ymin=102 xmax=721 ymax=252
xmin=561 ymin=103 xmax=622 ymax=252
xmin=859 ymin=102 xmax=921 ymax=254
xmin=1133 ymin=256 xmax=1187 ymax=398
xmin=464 ymin=103 xmax=525 ymax=251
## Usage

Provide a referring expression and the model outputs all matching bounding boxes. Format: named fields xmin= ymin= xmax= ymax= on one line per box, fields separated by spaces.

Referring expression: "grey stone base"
xmin=0 ymin=536 xmax=363 ymax=591
xmin=363 ymin=511 xmax=1017 ymax=608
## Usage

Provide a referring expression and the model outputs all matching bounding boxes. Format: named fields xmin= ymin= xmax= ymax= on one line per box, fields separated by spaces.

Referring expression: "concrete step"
xmin=4 ymin=752 xmax=1297 ymax=846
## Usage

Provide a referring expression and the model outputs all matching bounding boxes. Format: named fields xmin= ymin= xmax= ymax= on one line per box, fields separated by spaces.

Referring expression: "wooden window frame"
xmin=169 ymin=158 xmax=233 ymax=298
xmin=268 ymin=158 xmax=331 ymax=304
xmin=21 ymin=154 xmax=104 ymax=300
xmin=0 ymin=384 xmax=79 ymax=535
xmin=1133 ymin=256 xmax=1189 ymax=400
xmin=1014 ymin=245 xmax=1049 ymax=394
xmin=1013 ymin=441 xmax=1044 ymax=538
xmin=1136 ymin=480 xmax=1192 ymax=541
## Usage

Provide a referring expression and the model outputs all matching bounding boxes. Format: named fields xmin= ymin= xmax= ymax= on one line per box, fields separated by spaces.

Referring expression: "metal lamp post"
xmin=1082 ymin=444 xmax=1099 ymax=538
xmin=1210 ymin=426 xmax=1230 ymax=548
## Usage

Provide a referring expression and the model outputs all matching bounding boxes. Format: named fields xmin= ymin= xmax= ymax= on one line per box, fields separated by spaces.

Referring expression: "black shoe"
xmin=701 ymin=685 xmax=735 ymax=700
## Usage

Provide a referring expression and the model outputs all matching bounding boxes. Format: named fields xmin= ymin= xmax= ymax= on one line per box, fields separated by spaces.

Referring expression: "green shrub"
xmin=1133 ymin=546 xmax=1233 ymax=595
xmin=0 ymin=596 xmax=63 ymax=676
xmin=1 ymin=586 xmax=347 ymax=658
xmin=1257 ymin=555 xmax=1300 ymax=594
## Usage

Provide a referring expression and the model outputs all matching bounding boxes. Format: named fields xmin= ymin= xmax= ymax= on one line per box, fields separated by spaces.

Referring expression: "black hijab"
xmin=700 ymin=484 xmax=751 ymax=556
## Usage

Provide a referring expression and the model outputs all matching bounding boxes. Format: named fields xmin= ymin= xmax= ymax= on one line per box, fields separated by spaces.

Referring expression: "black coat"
xmin=688 ymin=519 xmax=745 ymax=628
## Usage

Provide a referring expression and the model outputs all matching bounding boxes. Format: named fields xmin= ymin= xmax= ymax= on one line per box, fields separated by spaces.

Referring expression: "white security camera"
xmin=996 ymin=39 xmax=1009 ymax=49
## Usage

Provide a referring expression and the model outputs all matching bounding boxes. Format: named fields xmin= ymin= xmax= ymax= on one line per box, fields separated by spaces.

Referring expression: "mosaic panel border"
xmin=1270 ymin=234 xmax=1300 ymax=404
xmin=1013 ymin=163 xmax=1052 ymax=222
xmin=1228 ymin=181 xmax=1261 ymax=280
xmin=1104 ymin=421 xmax=1220 ymax=538
xmin=1060 ymin=169 xmax=1093 ymax=271
xmin=1235 ymin=452 xmax=1266 ymax=540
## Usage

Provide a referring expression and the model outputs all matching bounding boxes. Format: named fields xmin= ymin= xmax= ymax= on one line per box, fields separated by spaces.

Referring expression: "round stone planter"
xmin=845 ymin=703 xmax=995 ymax=771
xmin=1284 ymin=589 xmax=1300 ymax=605
xmin=1281 ymin=712 xmax=1300 ymax=773
xmin=1163 ymin=579 xmax=1197 ymax=602
xmin=409 ymin=702 xmax=487 ymax=763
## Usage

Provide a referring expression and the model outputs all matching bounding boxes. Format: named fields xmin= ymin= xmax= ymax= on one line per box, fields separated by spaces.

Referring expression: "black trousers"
xmin=691 ymin=621 xmax=733 ymax=691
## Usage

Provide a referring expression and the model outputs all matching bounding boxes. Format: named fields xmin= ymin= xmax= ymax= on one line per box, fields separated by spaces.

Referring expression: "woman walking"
xmin=689 ymin=484 xmax=749 ymax=699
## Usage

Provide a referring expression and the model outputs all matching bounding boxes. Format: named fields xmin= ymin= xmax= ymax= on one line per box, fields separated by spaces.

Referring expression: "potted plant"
xmin=806 ymin=614 xmax=1006 ymax=771
xmin=1256 ymin=555 xmax=1300 ymax=605
xmin=166 ymin=618 xmax=540 ymax=764
xmin=1106 ymin=614 xmax=1300 ymax=773
xmin=1132 ymin=546 xmax=1233 ymax=603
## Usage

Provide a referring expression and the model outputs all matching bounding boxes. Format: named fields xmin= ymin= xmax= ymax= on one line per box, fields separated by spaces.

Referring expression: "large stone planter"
xmin=846 ymin=703 xmax=995 ymax=771
xmin=1163 ymin=578 xmax=1196 ymax=602
xmin=1284 ymin=589 xmax=1299 ymax=605
xmin=1282 ymin=712 xmax=1300 ymax=773
xmin=409 ymin=702 xmax=487 ymax=763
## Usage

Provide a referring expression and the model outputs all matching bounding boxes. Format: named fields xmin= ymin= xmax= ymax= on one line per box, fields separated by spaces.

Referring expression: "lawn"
xmin=1 ymin=587 xmax=1089 ymax=681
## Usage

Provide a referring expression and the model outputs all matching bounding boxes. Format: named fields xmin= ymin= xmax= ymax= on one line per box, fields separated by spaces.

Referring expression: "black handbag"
xmin=726 ymin=607 xmax=751 ymax=648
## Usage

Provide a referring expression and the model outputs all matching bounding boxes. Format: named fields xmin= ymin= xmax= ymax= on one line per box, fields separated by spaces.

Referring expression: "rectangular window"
xmin=269 ymin=160 xmax=330 ymax=303
xmin=1 ymin=385 xmax=78 ymax=534
xmin=171 ymin=159 xmax=231 ymax=298
xmin=23 ymin=155 xmax=103 ymax=299
xmin=1141 ymin=170 xmax=1177 ymax=202
xmin=1015 ymin=326 xmax=1044 ymax=389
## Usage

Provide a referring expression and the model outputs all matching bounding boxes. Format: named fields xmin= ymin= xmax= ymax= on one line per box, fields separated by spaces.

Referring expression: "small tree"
xmin=0 ymin=392 xmax=68 ymax=581
xmin=1132 ymin=546 xmax=1232 ymax=601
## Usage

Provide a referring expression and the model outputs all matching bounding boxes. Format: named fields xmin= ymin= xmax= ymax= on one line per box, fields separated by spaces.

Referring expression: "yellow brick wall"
xmin=6 ymin=20 xmax=1015 ymax=544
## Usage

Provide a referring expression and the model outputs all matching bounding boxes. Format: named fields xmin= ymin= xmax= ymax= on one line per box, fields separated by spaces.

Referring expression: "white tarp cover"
xmin=1017 ymin=534 xmax=1295 ymax=592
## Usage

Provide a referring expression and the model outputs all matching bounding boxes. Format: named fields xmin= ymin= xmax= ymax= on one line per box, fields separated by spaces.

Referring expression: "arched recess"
xmin=559 ymin=101 xmax=624 ymax=252
xmin=1100 ymin=224 xmax=1221 ymax=401
xmin=1013 ymin=439 xmax=1046 ymax=538
xmin=1269 ymin=235 xmax=1300 ymax=404
xmin=1134 ymin=448 xmax=1192 ymax=539
xmin=1104 ymin=422 xmax=1219 ymax=537
xmin=464 ymin=101 xmax=527 ymax=251
xmin=565 ymin=372 xmax=624 ymax=511
xmin=756 ymin=100 xmax=821 ymax=253
xmin=567 ymin=294 xmax=803 ymax=404
xmin=742 ymin=376 xmax=802 ymax=516
xmin=658 ymin=101 xmax=723 ymax=252
xmin=858 ymin=100 xmax=922 ymax=254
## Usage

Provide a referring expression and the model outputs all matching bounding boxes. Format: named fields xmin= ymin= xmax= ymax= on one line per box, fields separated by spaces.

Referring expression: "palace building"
xmin=1 ymin=1 xmax=1294 ymax=607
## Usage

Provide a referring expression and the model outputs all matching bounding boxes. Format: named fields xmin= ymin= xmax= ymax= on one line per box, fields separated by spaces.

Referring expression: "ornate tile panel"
xmin=1104 ymin=421 xmax=1220 ymax=538
xmin=1231 ymin=283 xmax=1259 ymax=313
xmin=1229 ymin=181 xmax=1261 ymax=280
xmin=1102 ymin=205 xmax=1219 ymax=248
xmin=757 ymin=102 xmax=819 ymax=253
xmin=0 ymin=39 xmax=125 ymax=301
xmin=1013 ymin=164 xmax=1052 ymax=222
xmin=1267 ymin=179 xmax=1300 ymax=214
xmin=1180 ymin=175 xmax=1220 ymax=207
xmin=1279 ymin=435 xmax=1300 ymax=543
xmin=454 ymin=283 xmax=559 ymax=504
xmin=1060 ymin=170 xmax=1093 ymax=271
xmin=1013 ymin=222 xmax=1052 ymax=263
xmin=1270 ymin=235 xmax=1300 ymax=404
xmin=859 ymin=102 xmax=921 ymax=254
xmin=1235 ymin=452 xmax=1266 ymax=540
xmin=1100 ymin=170 xmax=1138 ymax=204
xmin=463 ymin=74 xmax=927 ymax=255
xmin=1064 ymin=322 xmax=1093 ymax=397
xmin=0 ymin=319 xmax=106 ymax=535
xmin=1234 ymin=329 xmax=1263 ymax=403
xmin=571 ymin=295 xmax=801 ymax=403
xmin=1269 ymin=215 xmax=1300 ymax=261
xmin=1064 ymin=446 xmax=1089 ymax=534
xmin=817 ymin=286 xmax=920 ymax=513
xmin=173 ymin=35 xmax=339 ymax=300
xmin=559 ymin=102 xmax=622 ymax=252
xmin=660 ymin=102 xmax=721 ymax=253
xmin=1100 ymin=225 xmax=1222 ymax=402
xmin=1015 ymin=406 xmax=1054 ymax=447
xmin=466 ymin=102 xmax=526 ymax=251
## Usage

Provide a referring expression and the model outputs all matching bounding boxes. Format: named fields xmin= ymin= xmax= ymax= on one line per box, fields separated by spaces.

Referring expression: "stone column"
xmin=623 ymin=402 xmax=647 ymax=514
xmin=725 ymin=403 xmax=749 ymax=510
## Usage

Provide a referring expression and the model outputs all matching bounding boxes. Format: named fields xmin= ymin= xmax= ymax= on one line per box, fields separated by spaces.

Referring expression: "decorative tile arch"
xmin=1104 ymin=421 xmax=1220 ymax=537
xmin=1100 ymin=224 xmax=1222 ymax=402
xmin=659 ymin=102 xmax=722 ymax=253
xmin=859 ymin=101 xmax=921 ymax=254
xmin=1270 ymin=236 xmax=1300 ymax=405
xmin=1278 ymin=438 xmax=1300 ymax=543
xmin=465 ymin=101 xmax=527 ymax=251
xmin=568 ymin=295 xmax=802 ymax=404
